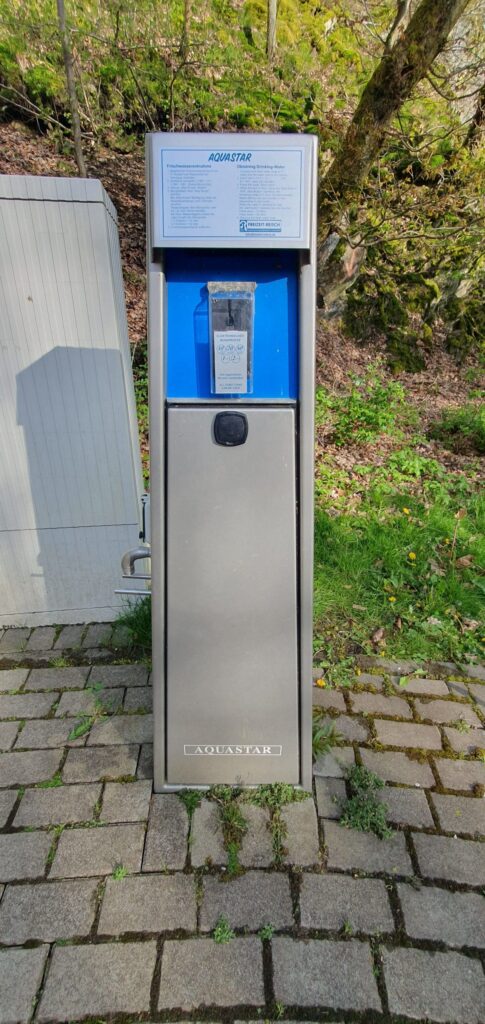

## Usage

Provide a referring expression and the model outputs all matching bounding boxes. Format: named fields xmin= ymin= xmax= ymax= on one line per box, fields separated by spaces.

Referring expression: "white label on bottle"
xmin=213 ymin=330 xmax=248 ymax=394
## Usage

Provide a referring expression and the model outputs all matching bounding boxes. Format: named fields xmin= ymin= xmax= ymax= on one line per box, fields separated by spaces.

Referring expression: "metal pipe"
xmin=121 ymin=545 xmax=150 ymax=577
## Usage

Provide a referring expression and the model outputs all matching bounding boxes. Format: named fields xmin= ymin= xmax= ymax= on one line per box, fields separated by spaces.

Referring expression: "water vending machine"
xmin=142 ymin=133 xmax=317 ymax=790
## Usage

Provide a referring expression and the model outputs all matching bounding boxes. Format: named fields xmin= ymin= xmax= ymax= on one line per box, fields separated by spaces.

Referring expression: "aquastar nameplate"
xmin=184 ymin=744 xmax=283 ymax=756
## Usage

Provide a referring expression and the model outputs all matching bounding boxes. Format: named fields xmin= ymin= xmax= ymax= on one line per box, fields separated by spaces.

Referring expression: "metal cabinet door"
xmin=166 ymin=405 xmax=299 ymax=784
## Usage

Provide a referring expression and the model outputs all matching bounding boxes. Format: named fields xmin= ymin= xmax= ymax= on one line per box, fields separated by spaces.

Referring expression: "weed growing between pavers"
xmin=247 ymin=783 xmax=310 ymax=865
xmin=213 ymin=914 xmax=235 ymax=943
xmin=36 ymin=771 xmax=63 ymax=789
xmin=112 ymin=863 xmax=128 ymax=880
xmin=178 ymin=789 xmax=202 ymax=817
xmin=311 ymin=716 xmax=342 ymax=760
xmin=340 ymin=764 xmax=392 ymax=839
xmin=259 ymin=923 xmax=275 ymax=940
xmin=68 ymin=697 xmax=110 ymax=741
xmin=115 ymin=596 xmax=151 ymax=652
xmin=209 ymin=785 xmax=248 ymax=876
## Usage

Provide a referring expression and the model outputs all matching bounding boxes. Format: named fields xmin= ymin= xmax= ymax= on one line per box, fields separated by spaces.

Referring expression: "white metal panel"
xmin=0 ymin=175 xmax=141 ymax=625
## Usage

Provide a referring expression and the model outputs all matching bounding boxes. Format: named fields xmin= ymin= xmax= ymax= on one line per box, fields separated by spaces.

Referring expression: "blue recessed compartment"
xmin=165 ymin=249 xmax=298 ymax=400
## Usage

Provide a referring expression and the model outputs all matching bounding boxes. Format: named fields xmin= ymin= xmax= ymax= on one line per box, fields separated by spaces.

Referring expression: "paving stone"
xmin=0 ymin=628 xmax=30 ymax=653
xmin=376 ymin=785 xmax=434 ymax=828
xmin=53 ymin=624 xmax=85 ymax=649
xmin=434 ymin=756 xmax=485 ymax=792
xmin=416 ymin=697 xmax=481 ymax=727
xmin=137 ymin=742 xmax=153 ymax=778
xmin=431 ymin=793 xmax=485 ymax=836
xmin=359 ymin=656 xmax=418 ymax=675
xmin=0 ymin=692 xmax=56 ymax=719
xmin=398 ymin=883 xmax=485 ymax=948
xmin=37 ymin=940 xmax=156 ymax=1020
xmin=374 ymin=720 xmax=442 ymax=750
xmin=427 ymin=661 xmax=461 ymax=677
xmin=0 ymin=790 xmax=17 ymax=827
xmin=0 ymin=721 xmax=19 ymax=750
xmin=88 ymin=713 xmax=153 ymax=745
xmin=143 ymin=793 xmax=189 ymax=870
xmin=446 ymin=678 xmax=469 ymax=698
xmin=89 ymin=663 xmax=149 ymax=687
xmin=383 ymin=946 xmax=485 ymax=1024
xmin=238 ymin=803 xmax=273 ymax=867
xmin=327 ymin=714 xmax=368 ymax=742
xmin=190 ymin=798 xmax=226 ymax=867
xmin=25 ymin=626 xmax=56 ymax=651
xmin=100 ymin=779 xmax=152 ymax=822
xmin=200 ymin=871 xmax=292 ymax=932
xmin=0 ymin=946 xmax=48 ymax=1024
xmin=62 ymin=744 xmax=139 ymax=782
xmin=55 ymin=686 xmax=124 ymax=717
xmin=99 ymin=873 xmax=196 ymax=934
xmin=272 ymin=936 xmax=380 ymax=1011
xmin=324 ymin=820 xmax=412 ymax=875
xmin=159 ymin=938 xmax=264 ymax=1010
xmin=444 ymin=725 xmax=484 ymax=754
xmin=315 ymin=777 xmax=346 ymax=819
xmin=14 ymin=718 xmax=86 ymax=749
xmin=360 ymin=748 xmax=434 ymax=788
xmin=0 ymin=878 xmax=98 ymax=943
xmin=399 ymin=677 xmax=449 ymax=696
xmin=123 ymin=685 xmax=152 ymax=712
xmin=0 ymin=668 xmax=29 ymax=692
xmin=26 ymin=667 xmax=89 ymax=691
xmin=282 ymin=798 xmax=320 ymax=865
xmin=353 ymin=672 xmax=384 ymax=687
xmin=83 ymin=646 xmax=112 ymax=662
xmin=459 ymin=662 xmax=485 ymax=680
xmin=81 ymin=623 xmax=113 ymax=648
xmin=50 ymin=822 xmax=145 ymax=878
xmin=313 ymin=746 xmax=354 ymax=778
xmin=468 ymin=682 xmax=485 ymax=710
xmin=13 ymin=783 xmax=101 ymax=827
xmin=0 ymin=831 xmax=51 ymax=882
xmin=413 ymin=832 xmax=485 ymax=885
xmin=0 ymin=748 xmax=63 ymax=787
xmin=312 ymin=687 xmax=346 ymax=711
xmin=300 ymin=874 xmax=393 ymax=933
xmin=350 ymin=692 xmax=412 ymax=718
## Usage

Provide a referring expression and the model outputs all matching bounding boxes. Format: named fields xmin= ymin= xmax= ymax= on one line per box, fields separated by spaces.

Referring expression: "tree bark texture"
xmin=317 ymin=0 xmax=472 ymax=305
xmin=57 ymin=0 xmax=87 ymax=176
xmin=267 ymin=0 xmax=277 ymax=60
xmin=321 ymin=0 xmax=471 ymax=213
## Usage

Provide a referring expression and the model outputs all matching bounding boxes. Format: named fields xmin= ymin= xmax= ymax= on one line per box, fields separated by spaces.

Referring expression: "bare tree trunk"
xmin=267 ymin=0 xmax=277 ymax=60
xmin=317 ymin=0 xmax=472 ymax=305
xmin=56 ymin=0 xmax=87 ymax=177
xmin=179 ymin=0 xmax=191 ymax=60
xmin=385 ymin=0 xmax=413 ymax=52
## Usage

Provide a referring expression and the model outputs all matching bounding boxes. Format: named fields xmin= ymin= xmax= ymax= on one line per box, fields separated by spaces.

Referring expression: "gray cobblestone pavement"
xmin=0 ymin=637 xmax=484 ymax=1022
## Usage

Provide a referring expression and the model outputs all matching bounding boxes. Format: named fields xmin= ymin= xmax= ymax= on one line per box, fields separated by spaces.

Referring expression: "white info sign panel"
xmin=156 ymin=144 xmax=306 ymax=245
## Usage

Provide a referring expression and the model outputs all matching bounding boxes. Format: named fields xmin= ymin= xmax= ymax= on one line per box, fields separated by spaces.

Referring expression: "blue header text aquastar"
xmin=208 ymin=152 xmax=252 ymax=162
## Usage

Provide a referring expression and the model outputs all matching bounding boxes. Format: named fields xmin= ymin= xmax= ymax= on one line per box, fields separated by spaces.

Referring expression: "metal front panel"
xmin=166 ymin=406 xmax=299 ymax=784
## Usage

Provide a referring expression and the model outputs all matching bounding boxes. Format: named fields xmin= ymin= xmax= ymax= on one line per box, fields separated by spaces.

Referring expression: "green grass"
xmin=115 ymin=596 xmax=151 ymax=651
xmin=112 ymin=864 xmax=128 ymax=880
xmin=314 ymin=441 xmax=484 ymax=666
xmin=429 ymin=404 xmax=485 ymax=455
